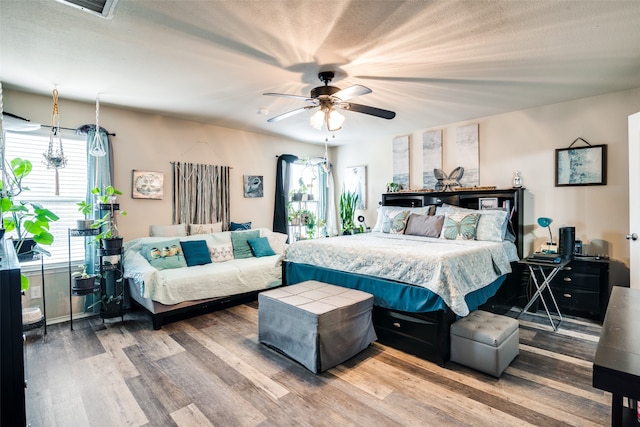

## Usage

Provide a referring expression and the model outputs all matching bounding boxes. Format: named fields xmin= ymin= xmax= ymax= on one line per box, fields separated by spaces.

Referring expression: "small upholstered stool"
xmin=258 ymin=280 xmax=377 ymax=373
xmin=450 ymin=310 xmax=519 ymax=377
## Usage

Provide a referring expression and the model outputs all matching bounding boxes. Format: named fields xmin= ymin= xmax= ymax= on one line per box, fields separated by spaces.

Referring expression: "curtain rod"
xmin=170 ymin=161 xmax=233 ymax=169
xmin=42 ymin=123 xmax=116 ymax=136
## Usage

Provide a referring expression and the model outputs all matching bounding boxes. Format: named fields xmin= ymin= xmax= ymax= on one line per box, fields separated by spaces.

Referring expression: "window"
xmin=4 ymin=129 xmax=88 ymax=268
xmin=288 ymin=160 xmax=326 ymax=241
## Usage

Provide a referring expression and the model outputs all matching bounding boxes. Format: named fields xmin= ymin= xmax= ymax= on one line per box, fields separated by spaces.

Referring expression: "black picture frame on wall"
xmin=555 ymin=144 xmax=607 ymax=187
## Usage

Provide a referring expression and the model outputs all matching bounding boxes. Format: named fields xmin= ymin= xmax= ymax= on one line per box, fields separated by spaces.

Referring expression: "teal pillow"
xmin=141 ymin=238 xmax=187 ymax=270
xmin=247 ymin=237 xmax=276 ymax=258
xmin=180 ymin=240 xmax=212 ymax=267
xmin=230 ymin=230 xmax=260 ymax=259
xmin=230 ymin=221 xmax=252 ymax=231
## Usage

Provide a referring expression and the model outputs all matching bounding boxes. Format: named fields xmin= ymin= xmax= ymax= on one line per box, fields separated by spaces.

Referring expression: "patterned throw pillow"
xmin=382 ymin=210 xmax=409 ymax=234
xmin=188 ymin=222 xmax=223 ymax=235
xmin=141 ymin=238 xmax=188 ymax=270
xmin=209 ymin=242 xmax=234 ymax=262
xmin=230 ymin=221 xmax=252 ymax=231
xmin=441 ymin=212 xmax=480 ymax=240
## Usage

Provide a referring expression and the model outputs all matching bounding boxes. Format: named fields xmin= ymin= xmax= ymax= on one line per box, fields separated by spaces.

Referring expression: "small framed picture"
xmin=244 ymin=175 xmax=263 ymax=198
xmin=479 ymin=197 xmax=498 ymax=210
xmin=132 ymin=170 xmax=164 ymax=199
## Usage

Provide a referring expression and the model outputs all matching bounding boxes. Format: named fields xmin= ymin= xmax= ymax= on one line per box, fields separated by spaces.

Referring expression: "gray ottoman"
xmin=450 ymin=310 xmax=519 ymax=377
xmin=258 ymin=281 xmax=377 ymax=373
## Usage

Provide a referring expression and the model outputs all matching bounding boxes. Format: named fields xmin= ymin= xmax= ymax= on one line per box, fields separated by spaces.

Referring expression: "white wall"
xmin=5 ymin=88 xmax=324 ymax=322
xmin=5 ymin=89 xmax=325 ymax=239
xmin=334 ymin=88 xmax=640 ymax=287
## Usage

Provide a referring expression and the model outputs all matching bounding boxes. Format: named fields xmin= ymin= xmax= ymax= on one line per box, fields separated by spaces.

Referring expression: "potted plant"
xmin=1 ymin=158 xmax=59 ymax=255
xmin=71 ymin=264 xmax=98 ymax=292
xmin=299 ymin=209 xmax=316 ymax=239
xmin=76 ymin=200 xmax=94 ymax=230
xmin=339 ymin=190 xmax=358 ymax=235
xmin=90 ymin=185 xmax=127 ymax=250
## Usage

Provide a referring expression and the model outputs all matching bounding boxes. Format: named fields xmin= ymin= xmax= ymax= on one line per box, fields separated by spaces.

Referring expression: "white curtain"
xmin=172 ymin=162 xmax=230 ymax=229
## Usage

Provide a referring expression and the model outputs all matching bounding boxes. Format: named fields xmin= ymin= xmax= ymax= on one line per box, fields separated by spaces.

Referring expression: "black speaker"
xmin=559 ymin=227 xmax=575 ymax=260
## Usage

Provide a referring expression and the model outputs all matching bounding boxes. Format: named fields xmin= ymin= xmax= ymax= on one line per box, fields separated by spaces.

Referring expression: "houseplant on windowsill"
xmin=90 ymin=185 xmax=127 ymax=250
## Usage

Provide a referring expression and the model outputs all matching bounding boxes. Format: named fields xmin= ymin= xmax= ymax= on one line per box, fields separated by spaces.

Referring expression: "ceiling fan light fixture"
xmin=310 ymin=110 xmax=325 ymax=130
xmin=326 ymin=109 xmax=344 ymax=132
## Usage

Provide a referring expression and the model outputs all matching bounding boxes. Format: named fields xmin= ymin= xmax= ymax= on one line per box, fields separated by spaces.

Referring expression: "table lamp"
xmin=537 ymin=217 xmax=557 ymax=253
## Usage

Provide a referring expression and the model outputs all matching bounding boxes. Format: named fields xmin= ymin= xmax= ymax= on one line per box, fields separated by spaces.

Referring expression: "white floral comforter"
xmin=284 ymin=232 xmax=519 ymax=316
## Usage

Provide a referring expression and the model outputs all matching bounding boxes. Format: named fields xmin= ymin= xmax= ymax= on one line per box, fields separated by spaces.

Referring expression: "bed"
xmin=283 ymin=188 xmax=525 ymax=365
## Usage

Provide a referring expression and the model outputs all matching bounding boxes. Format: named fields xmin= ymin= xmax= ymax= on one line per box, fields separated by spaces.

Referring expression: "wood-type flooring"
xmin=24 ymin=304 xmax=611 ymax=426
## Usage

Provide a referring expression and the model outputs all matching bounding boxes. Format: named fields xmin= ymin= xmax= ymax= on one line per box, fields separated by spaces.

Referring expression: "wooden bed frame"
xmin=283 ymin=188 xmax=525 ymax=366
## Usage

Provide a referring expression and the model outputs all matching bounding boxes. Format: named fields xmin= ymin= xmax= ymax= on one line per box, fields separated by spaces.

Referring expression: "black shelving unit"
xmin=67 ymin=227 xmax=100 ymax=330
xmin=97 ymin=246 xmax=125 ymax=321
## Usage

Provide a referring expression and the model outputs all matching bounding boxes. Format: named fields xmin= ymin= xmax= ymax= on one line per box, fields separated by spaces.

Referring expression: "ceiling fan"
xmin=264 ymin=71 xmax=396 ymax=131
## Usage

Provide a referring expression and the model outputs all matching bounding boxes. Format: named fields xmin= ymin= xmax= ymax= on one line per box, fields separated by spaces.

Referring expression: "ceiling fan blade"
xmin=263 ymin=92 xmax=312 ymax=101
xmin=332 ymin=84 xmax=372 ymax=101
xmin=341 ymin=102 xmax=396 ymax=120
xmin=267 ymin=106 xmax=316 ymax=122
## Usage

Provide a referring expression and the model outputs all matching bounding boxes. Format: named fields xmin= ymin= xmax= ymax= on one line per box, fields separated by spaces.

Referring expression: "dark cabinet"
xmin=548 ymin=257 xmax=610 ymax=321
xmin=0 ymin=241 xmax=27 ymax=426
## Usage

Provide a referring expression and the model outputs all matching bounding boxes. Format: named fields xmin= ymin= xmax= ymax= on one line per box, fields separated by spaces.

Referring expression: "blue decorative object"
xmin=537 ymin=217 xmax=554 ymax=244
xmin=180 ymin=240 xmax=212 ymax=267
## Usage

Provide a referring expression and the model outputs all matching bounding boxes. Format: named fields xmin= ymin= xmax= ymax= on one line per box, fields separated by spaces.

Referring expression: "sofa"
xmin=123 ymin=226 xmax=286 ymax=329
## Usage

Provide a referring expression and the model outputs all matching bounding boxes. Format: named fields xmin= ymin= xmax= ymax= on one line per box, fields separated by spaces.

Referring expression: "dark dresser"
xmin=547 ymin=256 xmax=610 ymax=321
xmin=0 ymin=240 xmax=26 ymax=426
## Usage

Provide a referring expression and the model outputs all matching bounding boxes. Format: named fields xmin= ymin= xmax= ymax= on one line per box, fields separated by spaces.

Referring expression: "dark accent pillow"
xmin=180 ymin=240 xmax=212 ymax=267
xmin=230 ymin=221 xmax=252 ymax=231
xmin=247 ymin=237 xmax=276 ymax=257
xmin=404 ymin=214 xmax=445 ymax=238
xmin=141 ymin=238 xmax=187 ymax=270
xmin=230 ymin=230 xmax=260 ymax=259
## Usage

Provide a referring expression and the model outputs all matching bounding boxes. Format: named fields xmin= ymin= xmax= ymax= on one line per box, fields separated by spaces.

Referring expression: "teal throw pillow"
xmin=180 ymin=240 xmax=212 ymax=267
xmin=230 ymin=230 xmax=260 ymax=259
xmin=230 ymin=221 xmax=252 ymax=231
xmin=441 ymin=212 xmax=479 ymax=240
xmin=247 ymin=237 xmax=276 ymax=258
xmin=141 ymin=238 xmax=187 ymax=270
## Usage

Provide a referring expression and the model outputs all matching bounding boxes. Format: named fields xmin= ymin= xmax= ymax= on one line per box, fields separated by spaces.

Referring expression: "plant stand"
xmin=97 ymin=247 xmax=125 ymax=322
xmin=67 ymin=228 xmax=101 ymax=330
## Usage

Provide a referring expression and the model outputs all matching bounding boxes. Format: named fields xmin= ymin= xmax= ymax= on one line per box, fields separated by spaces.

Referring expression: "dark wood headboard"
xmin=381 ymin=188 xmax=525 ymax=258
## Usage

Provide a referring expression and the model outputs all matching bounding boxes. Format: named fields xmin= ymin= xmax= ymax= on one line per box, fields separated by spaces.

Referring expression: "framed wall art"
xmin=244 ymin=175 xmax=264 ymax=198
xmin=455 ymin=123 xmax=479 ymax=187
xmin=555 ymin=143 xmax=607 ymax=187
xmin=422 ymin=129 xmax=443 ymax=190
xmin=132 ymin=170 xmax=164 ymax=199
xmin=479 ymin=197 xmax=499 ymax=209
xmin=392 ymin=135 xmax=410 ymax=189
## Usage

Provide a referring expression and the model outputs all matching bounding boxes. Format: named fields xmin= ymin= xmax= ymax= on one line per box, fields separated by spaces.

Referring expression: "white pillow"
xmin=373 ymin=206 xmax=434 ymax=232
xmin=150 ymin=224 xmax=187 ymax=237
xmin=189 ymin=222 xmax=223 ymax=235
xmin=209 ymin=242 xmax=234 ymax=262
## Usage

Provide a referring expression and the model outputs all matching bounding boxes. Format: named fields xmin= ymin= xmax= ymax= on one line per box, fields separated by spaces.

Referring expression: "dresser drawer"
xmin=551 ymin=270 xmax=601 ymax=291
xmin=550 ymin=285 xmax=600 ymax=316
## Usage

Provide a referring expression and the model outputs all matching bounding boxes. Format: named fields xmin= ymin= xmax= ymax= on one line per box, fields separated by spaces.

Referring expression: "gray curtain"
xmin=172 ymin=162 xmax=230 ymax=229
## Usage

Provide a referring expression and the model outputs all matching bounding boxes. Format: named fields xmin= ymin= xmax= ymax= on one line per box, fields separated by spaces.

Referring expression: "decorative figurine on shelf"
xmin=513 ymin=171 xmax=523 ymax=188
xmin=434 ymin=167 xmax=464 ymax=192
xmin=537 ymin=217 xmax=557 ymax=253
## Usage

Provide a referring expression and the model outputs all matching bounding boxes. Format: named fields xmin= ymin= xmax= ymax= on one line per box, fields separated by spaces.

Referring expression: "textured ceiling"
xmin=1 ymin=0 xmax=640 ymax=145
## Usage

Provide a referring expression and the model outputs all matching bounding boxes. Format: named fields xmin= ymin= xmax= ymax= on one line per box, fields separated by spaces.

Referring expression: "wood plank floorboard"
xmin=24 ymin=304 xmax=611 ymax=426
